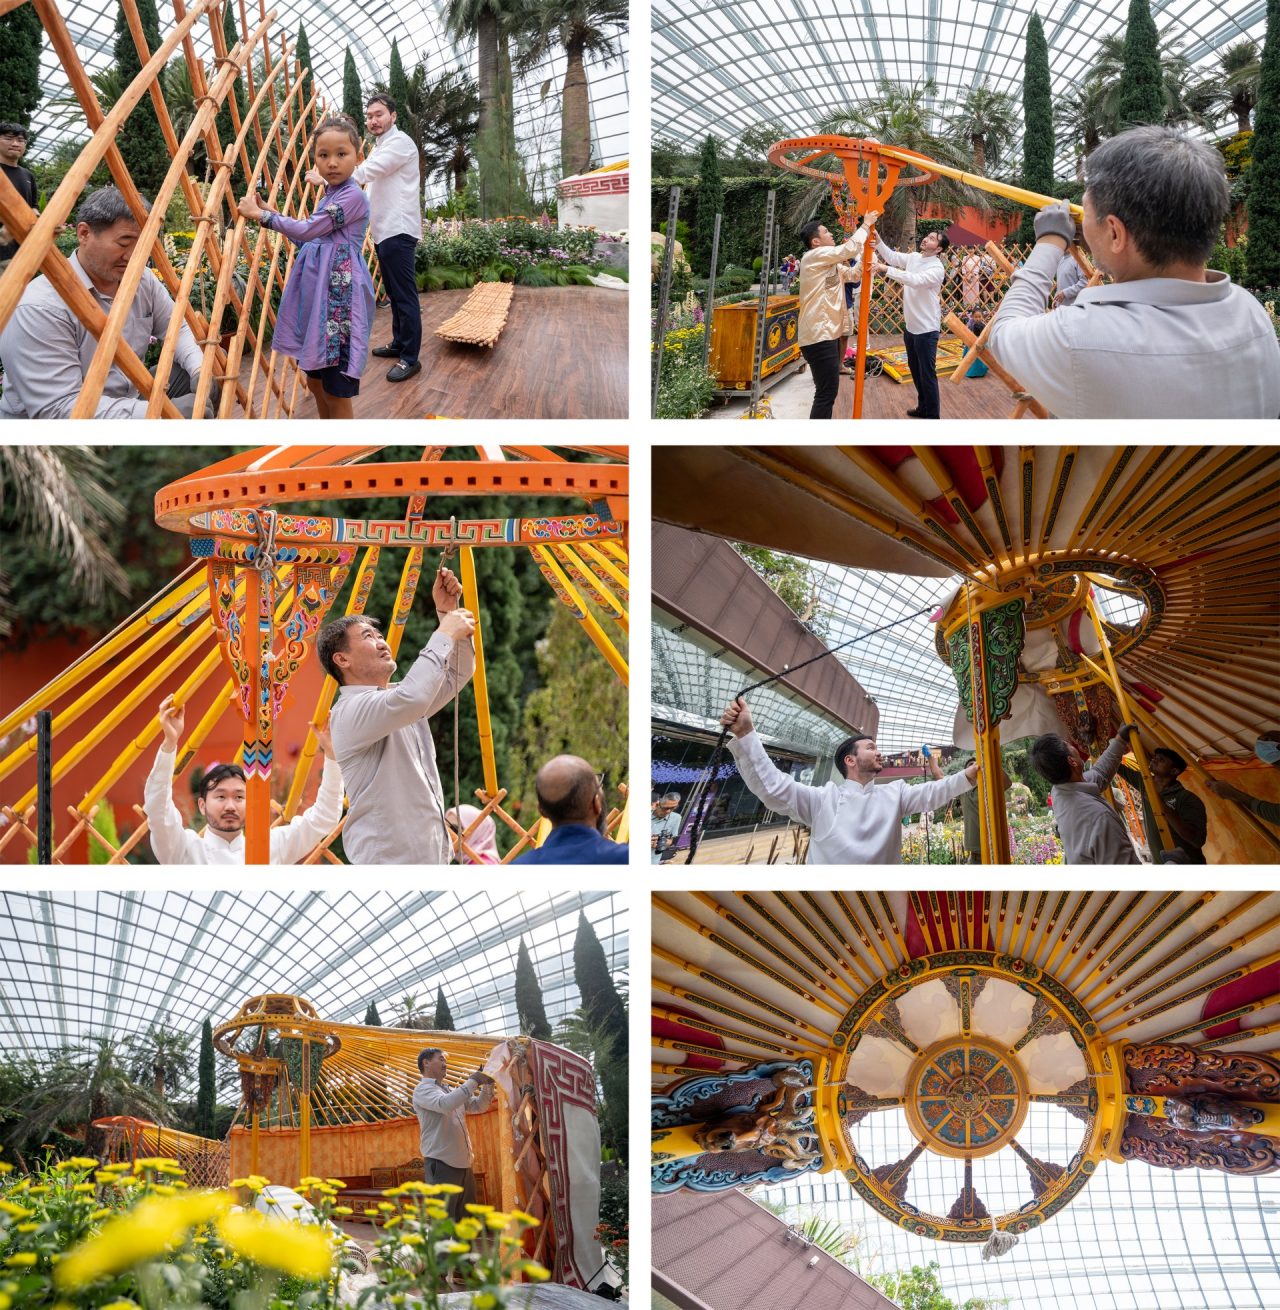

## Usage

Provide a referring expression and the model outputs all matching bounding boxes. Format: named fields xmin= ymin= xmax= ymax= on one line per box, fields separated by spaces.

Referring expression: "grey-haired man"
xmin=0 ymin=187 xmax=212 ymax=419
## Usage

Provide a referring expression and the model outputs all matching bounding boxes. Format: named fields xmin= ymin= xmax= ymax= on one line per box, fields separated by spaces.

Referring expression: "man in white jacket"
xmin=143 ymin=695 xmax=343 ymax=864
xmin=321 ymin=567 xmax=475 ymax=866
xmin=796 ymin=210 xmax=878 ymax=418
xmin=872 ymin=230 xmax=950 ymax=418
xmin=720 ymin=698 xmax=977 ymax=863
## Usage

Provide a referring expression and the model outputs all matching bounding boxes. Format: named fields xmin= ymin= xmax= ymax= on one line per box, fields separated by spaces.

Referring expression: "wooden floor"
xmin=235 ymin=285 xmax=628 ymax=420
xmin=710 ymin=333 xmax=1019 ymax=421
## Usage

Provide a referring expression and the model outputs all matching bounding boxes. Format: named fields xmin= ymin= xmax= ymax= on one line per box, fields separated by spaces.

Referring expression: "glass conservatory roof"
xmin=652 ymin=0 xmax=1265 ymax=175
xmin=654 ymin=550 xmax=1153 ymax=755
xmin=0 ymin=890 xmax=627 ymax=1056
xmin=34 ymin=4 xmax=628 ymax=198
xmin=772 ymin=1151 xmax=1280 ymax=1310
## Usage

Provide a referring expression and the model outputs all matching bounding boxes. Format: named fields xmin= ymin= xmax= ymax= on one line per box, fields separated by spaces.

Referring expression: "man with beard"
xmin=320 ymin=566 xmax=475 ymax=865
xmin=144 ymin=695 xmax=343 ymax=864
xmin=987 ymin=126 xmax=1280 ymax=418
xmin=870 ymin=228 xmax=950 ymax=419
xmin=719 ymin=698 xmax=978 ymax=863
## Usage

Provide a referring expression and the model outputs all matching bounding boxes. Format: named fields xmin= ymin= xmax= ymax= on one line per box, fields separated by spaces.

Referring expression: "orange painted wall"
xmin=918 ymin=203 xmax=1021 ymax=243
xmin=1 ymin=629 xmax=329 ymax=865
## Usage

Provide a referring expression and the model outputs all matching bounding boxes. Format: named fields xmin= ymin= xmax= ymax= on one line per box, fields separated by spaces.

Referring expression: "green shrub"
xmin=751 ymin=255 xmax=763 ymax=272
xmin=655 ymin=351 xmax=716 ymax=418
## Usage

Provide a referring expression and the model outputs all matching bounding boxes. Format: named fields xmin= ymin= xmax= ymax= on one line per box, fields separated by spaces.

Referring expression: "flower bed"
xmin=416 ymin=217 xmax=607 ymax=290
xmin=0 ymin=1155 xmax=549 ymax=1310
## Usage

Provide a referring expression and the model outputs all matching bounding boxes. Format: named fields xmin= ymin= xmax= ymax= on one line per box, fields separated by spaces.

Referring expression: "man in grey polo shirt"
xmin=411 ymin=1047 xmax=495 ymax=1221
xmin=0 ymin=187 xmax=210 ymax=419
xmin=1029 ymin=725 xmax=1141 ymax=865
xmin=320 ymin=566 xmax=475 ymax=865
xmin=989 ymin=126 xmax=1280 ymax=419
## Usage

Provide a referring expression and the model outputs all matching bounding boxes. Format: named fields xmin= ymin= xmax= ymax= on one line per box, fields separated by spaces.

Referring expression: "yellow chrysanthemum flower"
xmin=400 ymin=1235 xmax=423 ymax=1247
xmin=442 ymin=1242 xmax=470 ymax=1255
xmin=472 ymin=1295 xmax=497 ymax=1310
xmin=4 ymin=1255 xmax=37 ymax=1268
xmin=484 ymin=1213 xmax=511 ymax=1230
xmin=55 ymin=1158 xmax=100 ymax=1173
xmin=55 ymin=1191 xmax=234 ymax=1288
xmin=216 ymin=1211 xmax=333 ymax=1281
xmin=521 ymin=1261 xmax=551 ymax=1281
xmin=464 ymin=1204 xmax=495 ymax=1215
xmin=434 ymin=1184 xmax=464 ymax=1195
xmin=15 ymin=1224 xmax=38 ymax=1234
xmin=454 ymin=1219 xmax=482 ymax=1241
xmin=99 ymin=1300 xmax=141 ymax=1310
xmin=509 ymin=1210 xmax=540 ymax=1227
xmin=0 ymin=1202 xmax=31 ymax=1219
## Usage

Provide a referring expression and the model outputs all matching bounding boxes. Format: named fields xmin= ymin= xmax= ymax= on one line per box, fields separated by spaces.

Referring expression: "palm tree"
xmin=406 ymin=67 xmax=481 ymax=196
xmin=445 ymin=0 xmax=515 ymax=155
xmin=125 ymin=1025 xmax=195 ymax=1099
xmin=1055 ymin=79 xmax=1109 ymax=180
xmin=0 ymin=447 xmax=127 ymax=638
xmin=820 ymin=80 xmax=981 ymax=249
xmin=1189 ymin=39 xmax=1261 ymax=134
xmin=946 ymin=86 xmax=1018 ymax=175
xmin=1088 ymin=27 xmax=1203 ymax=133
xmin=1 ymin=1036 xmax=168 ymax=1164
xmin=512 ymin=0 xmax=628 ymax=178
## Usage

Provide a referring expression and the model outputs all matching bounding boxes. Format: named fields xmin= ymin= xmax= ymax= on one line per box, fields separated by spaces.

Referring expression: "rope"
xmin=682 ymin=604 xmax=936 ymax=864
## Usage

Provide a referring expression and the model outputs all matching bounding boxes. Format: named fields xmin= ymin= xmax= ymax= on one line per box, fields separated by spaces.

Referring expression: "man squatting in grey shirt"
xmin=317 ymin=566 xmax=475 ymax=865
xmin=411 ymin=1046 xmax=495 ymax=1222
xmin=1030 ymin=725 xmax=1140 ymax=865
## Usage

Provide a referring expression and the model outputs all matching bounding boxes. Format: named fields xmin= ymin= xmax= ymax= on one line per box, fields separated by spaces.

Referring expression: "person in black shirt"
xmin=0 ymin=122 xmax=38 ymax=265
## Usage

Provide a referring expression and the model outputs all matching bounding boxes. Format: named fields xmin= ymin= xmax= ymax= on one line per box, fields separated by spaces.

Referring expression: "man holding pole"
xmin=719 ymin=698 xmax=977 ymax=863
xmin=144 ymin=696 xmax=343 ymax=864
xmin=319 ymin=566 xmax=475 ymax=865
xmin=871 ymin=230 xmax=950 ymax=419
xmin=987 ymin=126 xmax=1280 ymax=418
xmin=796 ymin=210 xmax=877 ymax=418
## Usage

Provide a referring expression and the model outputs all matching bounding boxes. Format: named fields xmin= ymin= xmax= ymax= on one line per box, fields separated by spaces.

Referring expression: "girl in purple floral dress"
xmin=238 ymin=115 xmax=376 ymax=418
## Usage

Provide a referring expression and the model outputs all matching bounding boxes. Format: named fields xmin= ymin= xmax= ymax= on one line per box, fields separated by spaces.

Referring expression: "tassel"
xmin=982 ymin=1220 xmax=1019 ymax=1261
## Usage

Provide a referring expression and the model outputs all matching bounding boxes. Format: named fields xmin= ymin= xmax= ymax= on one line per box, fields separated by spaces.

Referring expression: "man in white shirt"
xmin=321 ymin=567 xmax=475 ymax=865
xmin=795 ymin=212 xmax=877 ymax=418
xmin=720 ymin=698 xmax=977 ymax=863
xmin=312 ymin=94 xmax=423 ymax=383
xmin=0 ymin=187 xmax=210 ymax=419
xmin=143 ymin=695 xmax=344 ymax=864
xmin=411 ymin=1047 xmax=495 ymax=1221
xmin=872 ymin=230 xmax=950 ymax=419
xmin=988 ymin=127 xmax=1280 ymax=419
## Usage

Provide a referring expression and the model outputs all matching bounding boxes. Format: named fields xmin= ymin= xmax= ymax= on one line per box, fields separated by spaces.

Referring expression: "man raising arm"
xmin=721 ymin=697 xmax=977 ymax=864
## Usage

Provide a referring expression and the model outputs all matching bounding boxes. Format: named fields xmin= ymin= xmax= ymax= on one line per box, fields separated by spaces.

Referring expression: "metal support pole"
xmin=748 ymin=191 xmax=776 ymax=416
xmin=651 ymin=186 xmax=681 ymax=419
xmin=701 ymin=211 xmax=722 ymax=371
xmin=36 ymin=710 xmax=52 ymax=865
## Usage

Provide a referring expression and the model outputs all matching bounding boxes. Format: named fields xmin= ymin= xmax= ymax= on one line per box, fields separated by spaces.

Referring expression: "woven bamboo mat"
xmin=435 ymin=281 xmax=516 ymax=347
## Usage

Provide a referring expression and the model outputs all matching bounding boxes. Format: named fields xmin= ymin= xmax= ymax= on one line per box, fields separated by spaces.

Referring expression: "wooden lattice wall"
xmin=0 ymin=0 xmax=383 ymax=418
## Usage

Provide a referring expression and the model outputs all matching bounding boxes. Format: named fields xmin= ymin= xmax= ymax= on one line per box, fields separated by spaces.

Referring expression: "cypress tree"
xmin=363 ymin=1000 xmax=383 ymax=1026
xmin=0 ymin=6 xmax=43 ymax=128
xmin=1018 ymin=13 xmax=1055 ymax=242
xmin=388 ymin=39 xmax=411 ymax=118
xmin=294 ymin=22 xmax=314 ymax=122
xmin=573 ymin=912 xmax=626 ymax=1047
xmin=214 ymin=3 xmax=249 ymax=189
xmin=194 ymin=1019 xmax=216 ymax=1138
xmin=573 ymin=911 xmax=627 ymax=1163
xmin=434 ymin=986 xmax=456 ymax=1031
xmin=1117 ymin=0 xmax=1164 ymax=128
xmin=695 ymin=135 xmax=724 ymax=276
xmin=113 ymin=0 xmax=169 ymax=201
xmin=1246 ymin=0 xmax=1280 ymax=290
xmin=342 ymin=46 xmax=365 ymax=136
xmin=514 ymin=939 xmax=552 ymax=1040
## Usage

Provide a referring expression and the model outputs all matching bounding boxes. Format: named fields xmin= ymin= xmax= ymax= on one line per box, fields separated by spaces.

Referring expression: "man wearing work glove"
xmin=987 ymin=126 xmax=1280 ymax=420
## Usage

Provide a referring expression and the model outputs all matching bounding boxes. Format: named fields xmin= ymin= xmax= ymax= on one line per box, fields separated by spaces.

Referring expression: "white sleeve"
xmin=354 ymin=133 xmax=419 ymax=184
xmin=143 ymin=745 xmax=197 ymax=864
xmin=330 ymin=630 xmax=475 ymax=754
xmin=268 ymin=753 xmax=345 ymax=865
xmin=896 ymin=768 xmax=975 ymax=819
xmin=875 ymin=241 xmax=908 ymax=269
xmin=987 ymin=243 xmax=1079 ymax=415
xmin=726 ymin=730 xmax=824 ymax=828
